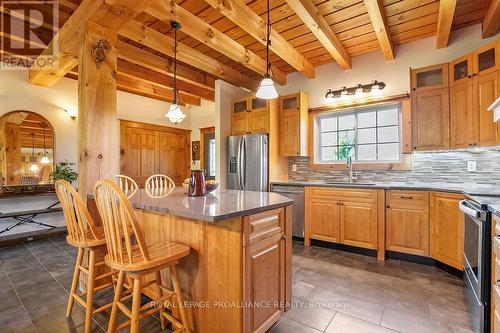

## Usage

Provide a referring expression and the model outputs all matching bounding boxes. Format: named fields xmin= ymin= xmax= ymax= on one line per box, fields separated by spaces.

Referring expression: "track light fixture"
xmin=325 ymin=81 xmax=386 ymax=103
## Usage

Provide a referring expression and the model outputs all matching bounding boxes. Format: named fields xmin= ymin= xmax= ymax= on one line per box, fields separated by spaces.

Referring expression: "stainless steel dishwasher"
xmin=271 ymin=184 xmax=304 ymax=238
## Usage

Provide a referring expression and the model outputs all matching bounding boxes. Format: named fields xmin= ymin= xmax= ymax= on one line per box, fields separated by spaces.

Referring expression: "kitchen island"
xmin=89 ymin=188 xmax=293 ymax=333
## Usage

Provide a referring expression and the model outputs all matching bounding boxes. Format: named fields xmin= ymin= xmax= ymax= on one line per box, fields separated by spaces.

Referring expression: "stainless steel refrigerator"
xmin=227 ymin=134 xmax=268 ymax=191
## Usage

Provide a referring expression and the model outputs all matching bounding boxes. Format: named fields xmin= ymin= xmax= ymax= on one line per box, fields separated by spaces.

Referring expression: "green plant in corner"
xmin=50 ymin=160 xmax=78 ymax=184
xmin=337 ymin=133 xmax=355 ymax=160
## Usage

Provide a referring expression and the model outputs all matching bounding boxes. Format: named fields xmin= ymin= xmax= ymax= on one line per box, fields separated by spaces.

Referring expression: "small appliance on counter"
xmin=460 ymin=198 xmax=492 ymax=333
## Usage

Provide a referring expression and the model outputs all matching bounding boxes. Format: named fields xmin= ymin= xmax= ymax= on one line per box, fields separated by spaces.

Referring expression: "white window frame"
xmin=314 ymin=103 xmax=402 ymax=164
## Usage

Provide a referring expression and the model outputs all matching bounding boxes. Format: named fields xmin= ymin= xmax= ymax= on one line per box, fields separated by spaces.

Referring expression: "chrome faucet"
xmin=346 ymin=157 xmax=355 ymax=183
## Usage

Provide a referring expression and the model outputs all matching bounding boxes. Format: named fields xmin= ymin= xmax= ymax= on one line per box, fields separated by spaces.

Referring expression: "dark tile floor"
xmin=0 ymin=237 xmax=475 ymax=333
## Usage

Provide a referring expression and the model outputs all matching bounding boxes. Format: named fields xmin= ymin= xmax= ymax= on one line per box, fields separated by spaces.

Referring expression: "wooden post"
xmin=77 ymin=21 xmax=119 ymax=198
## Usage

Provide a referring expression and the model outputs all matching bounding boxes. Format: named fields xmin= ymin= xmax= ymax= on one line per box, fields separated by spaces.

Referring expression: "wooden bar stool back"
xmin=94 ymin=179 xmax=191 ymax=333
xmin=145 ymin=174 xmax=175 ymax=191
xmin=116 ymin=175 xmax=138 ymax=198
xmin=55 ymin=180 xmax=116 ymax=333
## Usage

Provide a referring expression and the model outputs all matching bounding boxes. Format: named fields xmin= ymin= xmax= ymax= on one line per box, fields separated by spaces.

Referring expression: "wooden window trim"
xmin=308 ymin=95 xmax=412 ymax=171
xmin=200 ymin=126 xmax=215 ymax=171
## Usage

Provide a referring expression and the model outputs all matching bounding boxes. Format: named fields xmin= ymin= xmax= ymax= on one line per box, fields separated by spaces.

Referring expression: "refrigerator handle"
xmin=241 ymin=138 xmax=246 ymax=190
xmin=237 ymin=138 xmax=243 ymax=190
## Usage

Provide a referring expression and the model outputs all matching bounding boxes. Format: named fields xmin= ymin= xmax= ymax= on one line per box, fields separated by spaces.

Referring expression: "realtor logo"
xmin=1 ymin=0 xmax=59 ymax=70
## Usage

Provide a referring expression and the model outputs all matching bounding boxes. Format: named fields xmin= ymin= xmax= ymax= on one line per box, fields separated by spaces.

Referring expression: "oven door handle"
xmin=459 ymin=200 xmax=482 ymax=218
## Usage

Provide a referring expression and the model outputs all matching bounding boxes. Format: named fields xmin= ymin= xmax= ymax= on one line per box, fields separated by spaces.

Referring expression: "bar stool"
xmin=93 ymin=179 xmax=191 ymax=333
xmin=116 ymin=175 xmax=138 ymax=198
xmin=55 ymin=180 xmax=116 ymax=333
xmin=145 ymin=174 xmax=175 ymax=191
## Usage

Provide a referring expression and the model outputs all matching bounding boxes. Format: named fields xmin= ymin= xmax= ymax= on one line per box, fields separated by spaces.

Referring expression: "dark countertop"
xmin=271 ymin=181 xmax=500 ymax=215
xmin=102 ymin=188 xmax=293 ymax=222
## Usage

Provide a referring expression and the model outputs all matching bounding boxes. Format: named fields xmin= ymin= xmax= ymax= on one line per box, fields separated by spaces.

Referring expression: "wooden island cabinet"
xmin=90 ymin=189 xmax=293 ymax=333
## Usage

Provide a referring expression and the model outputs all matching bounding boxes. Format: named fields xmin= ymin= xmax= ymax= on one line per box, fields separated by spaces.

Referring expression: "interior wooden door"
xmin=121 ymin=126 xmax=157 ymax=187
xmin=474 ymin=70 xmax=500 ymax=146
xmin=411 ymin=88 xmax=450 ymax=150
xmin=450 ymin=80 xmax=475 ymax=148
xmin=158 ymin=132 xmax=190 ymax=185
xmin=340 ymin=200 xmax=378 ymax=250
xmin=430 ymin=192 xmax=464 ymax=270
xmin=243 ymin=232 xmax=284 ymax=333
xmin=279 ymin=109 xmax=300 ymax=156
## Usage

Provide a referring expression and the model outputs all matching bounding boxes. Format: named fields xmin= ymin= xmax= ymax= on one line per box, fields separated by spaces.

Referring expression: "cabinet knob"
xmin=468 ymin=75 xmax=472 ymax=78
xmin=412 ymin=88 xmax=416 ymax=91
xmin=386 ymin=205 xmax=390 ymax=208
xmin=413 ymin=146 xmax=417 ymax=149
xmin=473 ymin=73 xmax=477 ymax=77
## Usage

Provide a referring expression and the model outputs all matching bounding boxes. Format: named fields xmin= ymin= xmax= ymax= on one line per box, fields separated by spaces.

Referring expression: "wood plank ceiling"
xmin=1 ymin=0 xmax=497 ymax=105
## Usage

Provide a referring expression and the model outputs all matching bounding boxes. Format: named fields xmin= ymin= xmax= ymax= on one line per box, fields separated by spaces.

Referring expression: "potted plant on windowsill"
xmin=50 ymin=160 xmax=78 ymax=186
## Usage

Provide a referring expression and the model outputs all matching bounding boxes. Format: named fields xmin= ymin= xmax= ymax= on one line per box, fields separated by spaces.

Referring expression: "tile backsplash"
xmin=288 ymin=147 xmax=500 ymax=186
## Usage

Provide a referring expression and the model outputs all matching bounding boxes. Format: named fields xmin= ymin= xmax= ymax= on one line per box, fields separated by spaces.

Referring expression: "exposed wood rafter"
xmin=363 ymin=0 xmax=394 ymax=60
xmin=436 ymin=0 xmax=458 ymax=48
xmin=286 ymin=0 xmax=351 ymax=70
xmin=482 ymin=0 xmax=500 ymax=37
xmin=29 ymin=0 xmax=158 ymax=87
xmin=204 ymin=0 xmax=316 ymax=78
xmin=144 ymin=1 xmax=287 ymax=86
xmin=120 ymin=20 xmax=259 ymax=91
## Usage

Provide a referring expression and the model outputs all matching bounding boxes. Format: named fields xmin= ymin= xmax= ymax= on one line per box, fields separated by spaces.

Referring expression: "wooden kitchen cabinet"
xmin=231 ymin=96 xmax=271 ymax=135
xmin=450 ymin=54 xmax=473 ymax=86
xmin=450 ymin=79 xmax=475 ymax=148
xmin=305 ymin=187 xmax=379 ymax=251
xmin=279 ymin=92 xmax=309 ymax=156
xmin=242 ymin=207 xmax=288 ymax=333
xmin=430 ymin=192 xmax=464 ymax=270
xmin=472 ymin=41 xmax=499 ymax=77
xmin=475 ymin=70 xmax=500 ymax=146
xmin=411 ymin=63 xmax=449 ymax=92
xmin=386 ymin=191 xmax=430 ymax=256
xmin=411 ymin=88 xmax=450 ymax=150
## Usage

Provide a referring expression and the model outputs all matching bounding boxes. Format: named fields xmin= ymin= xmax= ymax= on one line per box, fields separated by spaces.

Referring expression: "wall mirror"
xmin=0 ymin=111 xmax=55 ymax=186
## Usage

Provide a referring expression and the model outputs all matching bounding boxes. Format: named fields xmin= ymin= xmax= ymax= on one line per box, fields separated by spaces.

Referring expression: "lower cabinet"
xmin=430 ymin=192 xmax=464 ymax=270
xmin=305 ymin=187 xmax=378 ymax=250
xmin=242 ymin=209 xmax=287 ymax=333
xmin=386 ymin=191 xmax=430 ymax=256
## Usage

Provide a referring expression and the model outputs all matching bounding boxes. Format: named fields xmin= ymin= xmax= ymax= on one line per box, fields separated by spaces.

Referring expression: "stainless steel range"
xmin=460 ymin=198 xmax=491 ymax=333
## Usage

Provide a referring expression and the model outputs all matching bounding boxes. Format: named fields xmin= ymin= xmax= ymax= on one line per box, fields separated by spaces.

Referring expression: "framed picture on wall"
xmin=192 ymin=141 xmax=200 ymax=161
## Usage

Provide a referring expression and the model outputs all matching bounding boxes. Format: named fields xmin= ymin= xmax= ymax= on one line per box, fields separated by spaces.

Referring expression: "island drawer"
xmin=243 ymin=208 xmax=284 ymax=246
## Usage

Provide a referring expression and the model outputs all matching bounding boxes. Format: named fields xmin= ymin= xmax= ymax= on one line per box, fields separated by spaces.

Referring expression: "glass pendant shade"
xmin=30 ymin=163 xmax=39 ymax=173
xmin=166 ymin=103 xmax=186 ymax=124
xmin=256 ymin=76 xmax=278 ymax=100
xmin=40 ymin=155 xmax=50 ymax=164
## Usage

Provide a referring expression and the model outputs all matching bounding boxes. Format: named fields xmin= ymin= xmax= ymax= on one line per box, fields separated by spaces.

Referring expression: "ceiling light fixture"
xmin=256 ymin=0 xmax=278 ymax=100
xmin=165 ymin=21 xmax=186 ymax=124
xmin=324 ymin=81 xmax=386 ymax=102
xmin=29 ymin=133 xmax=39 ymax=173
xmin=40 ymin=122 xmax=50 ymax=164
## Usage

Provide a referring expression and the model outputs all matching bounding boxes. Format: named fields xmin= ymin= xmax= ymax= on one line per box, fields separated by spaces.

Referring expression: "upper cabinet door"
xmin=450 ymin=54 xmax=473 ymax=86
xmin=411 ymin=63 xmax=449 ymax=92
xmin=474 ymin=71 xmax=500 ymax=146
xmin=412 ymin=88 xmax=450 ymax=150
xmin=450 ymin=80 xmax=475 ymax=148
xmin=473 ymin=41 xmax=499 ymax=77
xmin=232 ymin=98 xmax=249 ymax=114
xmin=279 ymin=92 xmax=309 ymax=157
xmin=250 ymin=97 xmax=268 ymax=113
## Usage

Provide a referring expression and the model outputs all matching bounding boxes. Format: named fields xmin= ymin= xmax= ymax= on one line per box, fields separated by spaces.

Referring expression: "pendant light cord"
xmin=31 ymin=133 xmax=34 ymax=157
xmin=266 ymin=0 xmax=271 ymax=76
xmin=173 ymin=26 xmax=178 ymax=104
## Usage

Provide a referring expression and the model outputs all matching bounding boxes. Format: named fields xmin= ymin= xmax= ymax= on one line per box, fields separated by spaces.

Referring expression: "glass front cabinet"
xmin=231 ymin=96 xmax=270 ymax=135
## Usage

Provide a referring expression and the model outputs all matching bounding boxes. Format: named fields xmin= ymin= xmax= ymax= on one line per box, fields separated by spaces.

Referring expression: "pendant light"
xmin=165 ymin=21 xmax=186 ymax=124
xmin=40 ymin=123 xmax=50 ymax=164
xmin=29 ymin=133 xmax=39 ymax=173
xmin=256 ymin=0 xmax=278 ymax=100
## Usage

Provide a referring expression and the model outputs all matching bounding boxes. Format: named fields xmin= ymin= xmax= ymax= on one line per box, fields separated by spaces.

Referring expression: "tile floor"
xmin=0 ymin=237 xmax=475 ymax=333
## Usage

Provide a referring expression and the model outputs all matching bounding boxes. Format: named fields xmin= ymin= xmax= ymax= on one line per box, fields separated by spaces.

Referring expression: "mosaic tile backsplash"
xmin=288 ymin=147 xmax=500 ymax=186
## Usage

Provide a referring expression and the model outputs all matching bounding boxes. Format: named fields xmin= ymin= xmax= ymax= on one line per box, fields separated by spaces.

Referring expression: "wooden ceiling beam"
xmin=204 ymin=0 xmax=315 ymax=79
xmin=286 ymin=0 xmax=351 ymax=70
xmin=29 ymin=0 xmax=158 ymax=87
xmin=436 ymin=0 xmax=458 ymax=48
xmin=117 ymin=59 xmax=215 ymax=101
xmin=144 ymin=1 xmax=287 ymax=85
xmin=116 ymin=40 xmax=215 ymax=91
xmin=363 ymin=0 xmax=394 ymax=60
xmin=482 ymin=0 xmax=500 ymax=37
xmin=120 ymin=20 xmax=259 ymax=91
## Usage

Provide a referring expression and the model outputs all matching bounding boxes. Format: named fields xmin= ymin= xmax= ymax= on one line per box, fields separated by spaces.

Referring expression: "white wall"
xmin=279 ymin=24 xmax=498 ymax=108
xmin=0 ymin=69 xmax=215 ymax=170
xmin=214 ymin=80 xmax=247 ymax=188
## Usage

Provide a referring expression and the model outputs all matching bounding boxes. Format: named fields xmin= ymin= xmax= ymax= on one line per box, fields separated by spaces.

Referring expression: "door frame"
xmin=199 ymin=126 xmax=215 ymax=174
